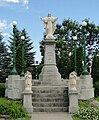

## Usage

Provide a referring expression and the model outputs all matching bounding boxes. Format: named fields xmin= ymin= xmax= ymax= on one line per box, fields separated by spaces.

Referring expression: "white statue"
xmin=41 ymin=13 xmax=58 ymax=39
xmin=69 ymin=71 xmax=77 ymax=91
xmin=25 ymin=71 xmax=32 ymax=90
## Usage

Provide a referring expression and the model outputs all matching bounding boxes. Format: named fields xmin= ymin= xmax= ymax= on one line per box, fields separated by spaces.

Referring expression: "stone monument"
xmin=39 ymin=13 xmax=61 ymax=85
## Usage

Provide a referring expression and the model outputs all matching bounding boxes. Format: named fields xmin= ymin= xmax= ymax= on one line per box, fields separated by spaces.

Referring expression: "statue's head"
xmin=25 ymin=71 xmax=32 ymax=80
xmin=69 ymin=71 xmax=77 ymax=79
xmin=48 ymin=13 xmax=51 ymax=17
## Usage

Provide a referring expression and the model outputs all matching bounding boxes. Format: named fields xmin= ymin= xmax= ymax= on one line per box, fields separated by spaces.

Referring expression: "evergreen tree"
xmin=70 ymin=46 xmax=83 ymax=76
xmin=91 ymin=54 xmax=99 ymax=97
xmin=9 ymin=28 xmax=35 ymax=76
xmin=0 ymin=34 xmax=11 ymax=82
xmin=21 ymin=29 xmax=35 ymax=77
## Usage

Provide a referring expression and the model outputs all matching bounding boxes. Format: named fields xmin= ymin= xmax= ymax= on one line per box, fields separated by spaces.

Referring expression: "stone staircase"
xmin=32 ymin=85 xmax=69 ymax=112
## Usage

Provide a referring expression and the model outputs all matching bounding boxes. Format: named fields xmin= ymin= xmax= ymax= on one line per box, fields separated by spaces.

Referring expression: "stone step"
xmin=32 ymin=85 xmax=69 ymax=112
xmin=32 ymin=102 xmax=69 ymax=107
xmin=32 ymin=86 xmax=68 ymax=89
xmin=33 ymin=89 xmax=68 ymax=93
xmin=32 ymin=79 xmax=68 ymax=86
xmin=32 ymin=97 xmax=69 ymax=102
xmin=32 ymin=79 xmax=41 ymax=86
xmin=41 ymin=82 xmax=66 ymax=86
xmin=33 ymin=107 xmax=68 ymax=112
xmin=32 ymin=86 xmax=68 ymax=93
xmin=32 ymin=93 xmax=68 ymax=97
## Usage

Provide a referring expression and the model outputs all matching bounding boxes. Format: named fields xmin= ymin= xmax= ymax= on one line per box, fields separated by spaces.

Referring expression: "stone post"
xmin=69 ymin=72 xmax=78 ymax=113
xmin=22 ymin=89 xmax=33 ymax=114
xmin=22 ymin=71 xmax=33 ymax=114
xmin=69 ymin=90 xmax=78 ymax=114
xmin=79 ymin=74 xmax=94 ymax=100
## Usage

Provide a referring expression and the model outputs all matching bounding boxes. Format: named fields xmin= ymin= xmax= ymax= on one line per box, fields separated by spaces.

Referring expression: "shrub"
xmin=0 ymin=83 xmax=5 ymax=97
xmin=73 ymin=114 xmax=83 ymax=120
xmin=78 ymin=107 xmax=99 ymax=120
xmin=0 ymin=98 xmax=28 ymax=119
xmin=79 ymin=100 xmax=91 ymax=108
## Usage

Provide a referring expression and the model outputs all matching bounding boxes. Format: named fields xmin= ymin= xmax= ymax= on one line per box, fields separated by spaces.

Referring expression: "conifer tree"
xmin=9 ymin=28 xmax=35 ymax=76
xmin=91 ymin=54 xmax=99 ymax=96
xmin=0 ymin=34 xmax=11 ymax=82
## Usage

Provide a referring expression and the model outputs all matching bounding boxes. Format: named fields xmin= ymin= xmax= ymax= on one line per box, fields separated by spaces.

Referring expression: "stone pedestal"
xmin=39 ymin=38 xmax=61 ymax=85
xmin=79 ymin=75 xmax=94 ymax=100
xmin=6 ymin=75 xmax=25 ymax=99
xmin=69 ymin=90 xmax=78 ymax=114
xmin=22 ymin=89 xmax=33 ymax=114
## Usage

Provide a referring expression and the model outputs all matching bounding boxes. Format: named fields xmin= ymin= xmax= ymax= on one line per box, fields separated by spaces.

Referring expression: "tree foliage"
xmin=91 ymin=54 xmax=99 ymax=97
xmin=8 ymin=28 xmax=35 ymax=76
xmin=0 ymin=34 xmax=11 ymax=82
xmin=40 ymin=18 xmax=99 ymax=78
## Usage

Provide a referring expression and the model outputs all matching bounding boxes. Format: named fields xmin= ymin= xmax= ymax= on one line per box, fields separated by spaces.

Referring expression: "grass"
xmin=78 ymin=99 xmax=93 ymax=108
xmin=0 ymin=97 xmax=31 ymax=120
xmin=73 ymin=114 xmax=83 ymax=120
xmin=95 ymin=97 xmax=99 ymax=102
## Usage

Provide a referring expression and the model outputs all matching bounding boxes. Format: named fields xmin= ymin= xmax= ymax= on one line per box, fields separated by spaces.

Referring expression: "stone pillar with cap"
xmin=69 ymin=71 xmax=78 ymax=113
xmin=22 ymin=71 xmax=33 ymax=114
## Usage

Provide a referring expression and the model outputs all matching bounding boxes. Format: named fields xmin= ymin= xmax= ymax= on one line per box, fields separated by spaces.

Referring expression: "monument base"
xmin=6 ymin=75 xmax=25 ymax=99
xmin=79 ymin=75 xmax=94 ymax=100
xmin=39 ymin=65 xmax=61 ymax=85
xmin=79 ymin=88 xmax=94 ymax=100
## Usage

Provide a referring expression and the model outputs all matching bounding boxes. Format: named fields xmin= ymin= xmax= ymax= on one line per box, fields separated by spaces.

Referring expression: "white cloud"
xmin=0 ymin=0 xmax=29 ymax=9
xmin=0 ymin=20 xmax=7 ymax=30
xmin=3 ymin=0 xmax=19 ymax=4
xmin=22 ymin=0 xmax=29 ymax=5
xmin=21 ymin=0 xmax=29 ymax=9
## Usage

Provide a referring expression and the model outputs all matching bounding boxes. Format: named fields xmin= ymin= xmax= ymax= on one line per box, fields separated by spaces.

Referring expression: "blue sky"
xmin=0 ymin=0 xmax=99 ymax=62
